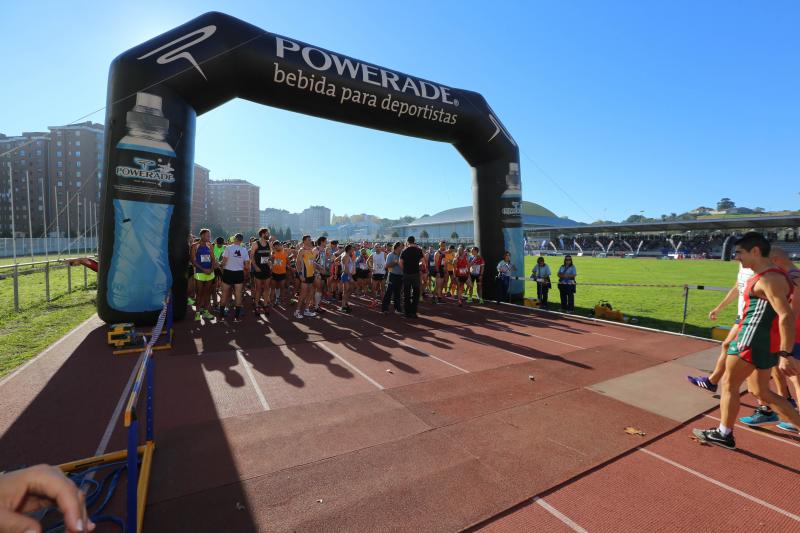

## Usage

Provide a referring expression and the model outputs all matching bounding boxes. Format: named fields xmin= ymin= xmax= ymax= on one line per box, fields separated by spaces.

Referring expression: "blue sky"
xmin=2 ymin=1 xmax=798 ymax=222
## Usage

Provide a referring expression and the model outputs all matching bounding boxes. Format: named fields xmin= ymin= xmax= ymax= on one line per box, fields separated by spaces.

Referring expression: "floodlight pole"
xmin=26 ymin=170 xmax=34 ymax=262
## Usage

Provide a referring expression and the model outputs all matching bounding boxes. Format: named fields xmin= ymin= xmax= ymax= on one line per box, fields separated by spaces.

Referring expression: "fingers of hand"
xmin=24 ymin=466 xmax=93 ymax=533
xmin=0 ymin=507 xmax=42 ymax=533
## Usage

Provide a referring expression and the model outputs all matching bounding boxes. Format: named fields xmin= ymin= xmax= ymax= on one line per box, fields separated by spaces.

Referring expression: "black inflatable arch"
xmin=98 ymin=11 xmax=522 ymax=324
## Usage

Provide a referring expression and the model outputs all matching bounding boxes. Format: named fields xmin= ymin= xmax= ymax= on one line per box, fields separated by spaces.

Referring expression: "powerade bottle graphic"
xmin=500 ymin=162 xmax=524 ymax=296
xmin=107 ymin=92 xmax=176 ymax=312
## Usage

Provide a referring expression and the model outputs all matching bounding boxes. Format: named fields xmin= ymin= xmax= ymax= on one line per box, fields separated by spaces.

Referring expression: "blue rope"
xmin=42 ymin=458 xmax=139 ymax=532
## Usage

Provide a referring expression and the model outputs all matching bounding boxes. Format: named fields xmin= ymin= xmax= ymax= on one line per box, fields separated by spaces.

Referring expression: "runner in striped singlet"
xmin=693 ymin=233 xmax=800 ymax=450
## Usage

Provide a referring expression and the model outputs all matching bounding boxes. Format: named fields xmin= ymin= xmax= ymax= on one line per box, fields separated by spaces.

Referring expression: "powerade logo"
xmin=502 ymin=201 xmax=521 ymax=216
xmin=275 ymin=37 xmax=458 ymax=106
xmin=116 ymin=157 xmax=175 ymax=186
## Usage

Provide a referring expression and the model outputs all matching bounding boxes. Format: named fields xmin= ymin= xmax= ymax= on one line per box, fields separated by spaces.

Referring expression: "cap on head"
xmin=235 ymin=233 xmax=244 ymax=242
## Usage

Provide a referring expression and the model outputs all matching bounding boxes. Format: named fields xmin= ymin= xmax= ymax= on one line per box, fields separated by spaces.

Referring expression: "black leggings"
xmin=558 ymin=284 xmax=575 ymax=311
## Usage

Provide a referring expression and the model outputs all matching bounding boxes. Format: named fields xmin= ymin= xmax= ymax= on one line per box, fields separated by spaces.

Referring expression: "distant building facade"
xmin=208 ymin=179 xmax=260 ymax=232
xmin=190 ymin=164 xmax=210 ymax=231
xmin=300 ymin=205 xmax=331 ymax=234
xmin=1 ymin=121 xmax=104 ymax=238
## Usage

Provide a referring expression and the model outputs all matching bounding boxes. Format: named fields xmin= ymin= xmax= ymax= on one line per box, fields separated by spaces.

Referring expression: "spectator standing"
xmin=557 ymin=255 xmax=577 ymax=312
xmin=495 ymin=251 xmax=515 ymax=304
xmin=382 ymin=242 xmax=404 ymax=314
xmin=399 ymin=236 xmax=424 ymax=318
xmin=531 ymin=256 xmax=552 ymax=309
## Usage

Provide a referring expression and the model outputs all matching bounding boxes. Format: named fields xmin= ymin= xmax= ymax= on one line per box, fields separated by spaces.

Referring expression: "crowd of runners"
xmin=186 ymin=228 xmax=508 ymax=322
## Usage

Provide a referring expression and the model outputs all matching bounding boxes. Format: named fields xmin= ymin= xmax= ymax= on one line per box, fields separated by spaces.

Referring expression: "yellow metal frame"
xmin=57 ymin=440 xmax=155 ymax=533
xmin=113 ymin=328 xmax=173 ymax=356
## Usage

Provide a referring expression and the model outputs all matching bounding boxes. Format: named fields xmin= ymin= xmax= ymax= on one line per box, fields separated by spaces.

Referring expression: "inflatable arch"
xmin=98 ymin=11 xmax=522 ymax=324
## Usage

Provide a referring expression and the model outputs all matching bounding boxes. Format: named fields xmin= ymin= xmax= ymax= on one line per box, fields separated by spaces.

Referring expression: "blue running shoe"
xmin=776 ymin=421 xmax=799 ymax=433
xmin=739 ymin=408 xmax=779 ymax=426
xmin=687 ymin=375 xmax=717 ymax=393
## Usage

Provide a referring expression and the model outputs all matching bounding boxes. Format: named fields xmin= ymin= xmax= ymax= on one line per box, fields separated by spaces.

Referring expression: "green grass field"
xmin=523 ymin=256 xmax=739 ymax=337
xmin=0 ymin=263 xmax=97 ymax=378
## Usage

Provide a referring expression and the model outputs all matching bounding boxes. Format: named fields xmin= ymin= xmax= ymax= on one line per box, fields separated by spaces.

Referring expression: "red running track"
xmin=3 ymin=294 xmax=793 ymax=532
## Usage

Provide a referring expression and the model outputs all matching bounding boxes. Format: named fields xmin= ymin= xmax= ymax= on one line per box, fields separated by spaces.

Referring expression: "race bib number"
xmin=200 ymin=254 xmax=211 ymax=263
xmin=260 ymin=256 xmax=269 ymax=264
xmin=458 ymin=267 xmax=468 ymax=276
xmin=274 ymin=258 xmax=283 ymax=266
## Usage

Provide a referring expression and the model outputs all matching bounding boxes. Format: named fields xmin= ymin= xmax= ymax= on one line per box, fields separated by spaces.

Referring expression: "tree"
xmin=717 ymin=198 xmax=735 ymax=210
xmin=420 ymin=230 xmax=429 ymax=239
xmin=451 ymin=231 xmax=459 ymax=239
xmin=623 ymin=214 xmax=647 ymax=223
xmin=753 ymin=207 xmax=765 ymax=213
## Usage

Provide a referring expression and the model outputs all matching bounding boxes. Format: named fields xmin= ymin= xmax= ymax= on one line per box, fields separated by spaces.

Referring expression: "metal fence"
xmin=1 ymin=257 xmax=97 ymax=312
xmin=0 ymin=237 xmax=98 ymax=258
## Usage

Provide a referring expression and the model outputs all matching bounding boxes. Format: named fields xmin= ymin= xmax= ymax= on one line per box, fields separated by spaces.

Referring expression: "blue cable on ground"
xmin=41 ymin=457 xmax=139 ymax=532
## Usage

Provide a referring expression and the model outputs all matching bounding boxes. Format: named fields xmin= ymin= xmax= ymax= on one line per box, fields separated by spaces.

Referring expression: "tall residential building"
xmin=208 ymin=179 xmax=259 ymax=232
xmin=261 ymin=208 xmax=298 ymax=234
xmin=48 ymin=122 xmax=104 ymax=237
xmin=190 ymin=163 xmax=210 ymax=231
xmin=0 ymin=132 xmax=51 ymax=237
xmin=300 ymin=205 xmax=331 ymax=234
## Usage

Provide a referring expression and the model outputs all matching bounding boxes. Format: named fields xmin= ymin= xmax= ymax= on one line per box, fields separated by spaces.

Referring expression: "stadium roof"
xmin=399 ymin=202 xmax=580 ymax=228
xmin=527 ymin=215 xmax=800 ymax=235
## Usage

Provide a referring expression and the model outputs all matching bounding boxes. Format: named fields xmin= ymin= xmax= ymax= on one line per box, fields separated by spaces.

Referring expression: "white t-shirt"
xmin=736 ymin=264 xmax=755 ymax=318
xmin=372 ymin=252 xmax=387 ymax=275
xmin=222 ymin=244 xmax=250 ymax=272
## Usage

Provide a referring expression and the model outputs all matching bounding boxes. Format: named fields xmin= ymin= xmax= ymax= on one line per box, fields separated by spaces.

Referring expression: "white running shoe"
xmin=304 ymin=309 xmax=317 ymax=317
xmin=294 ymin=311 xmax=304 ymax=319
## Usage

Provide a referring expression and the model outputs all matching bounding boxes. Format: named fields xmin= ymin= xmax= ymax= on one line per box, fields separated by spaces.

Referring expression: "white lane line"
xmin=236 ymin=350 xmax=270 ymax=411
xmin=638 ymin=447 xmax=800 ymax=522
xmin=0 ymin=314 xmax=98 ymax=388
xmin=95 ymin=349 xmax=145 ymax=455
xmin=704 ymin=414 xmax=800 ymax=449
xmin=316 ymin=342 xmax=384 ymax=390
xmin=391 ymin=338 xmax=470 ymax=374
xmin=588 ymin=331 xmax=626 ymax=341
xmin=532 ymin=497 xmax=589 ymax=533
xmin=525 ymin=331 xmax=585 ymax=350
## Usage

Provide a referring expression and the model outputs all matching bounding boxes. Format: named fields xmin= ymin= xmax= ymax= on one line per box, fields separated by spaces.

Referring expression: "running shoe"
xmin=739 ymin=407 xmax=779 ymax=426
xmin=201 ymin=309 xmax=214 ymax=320
xmin=466 ymin=297 xmax=473 ymax=304
xmin=776 ymin=421 xmax=799 ymax=433
xmin=692 ymin=427 xmax=736 ymax=450
xmin=194 ymin=311 xmax=202 ymax=321
xmin=789 ymin=397 xmax=798 ymax=410
xmin=188 ymin=297 xmax=196 ymax=306
xmin=290 ymin=298 xmax=298 ymax=305
xmin=294 ymin=311 xmax=304 ymax=319
xmin=479 ymin=298 xmax=484 ymax=304
xmin=304 ymin=309 xmax=317 ymax=317
xmin=686 ymin=375 xmax=717 ymax=393
xmin=342 ymin=306 xmax=352 ymax=314
xmin=220 ymin=307 xmax=228 ymax=318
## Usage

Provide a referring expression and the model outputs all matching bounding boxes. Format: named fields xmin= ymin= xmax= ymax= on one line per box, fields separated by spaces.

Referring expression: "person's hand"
xmin=778 ymin=355 xmax=799 ymax=377
xmin=0 ymin=464 xmax=94 ymax=533
xmin=708 ymin=307 xmax=720 ymax=321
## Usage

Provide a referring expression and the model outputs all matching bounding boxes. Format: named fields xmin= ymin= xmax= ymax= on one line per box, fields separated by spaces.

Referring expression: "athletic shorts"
xmin=728 ymin=335 xmax=777 ymax=370
xmin=222 ymin=269 xmax=244 ymax=286
xmin=457 ymin=276 xmax=468 ymax=284
xmin=214 ymin=268 xmax=223 ymax=279
xmin=186 ymin=264 xmax=194 ymax=278
xmin=436 ymin=270 xmax=446 ymax=278
xmin=194 ymin=271 xmax=215 ymax=282
xmin=271 ymin=272 xmax=286 ymax=282
xmin=303 ymin=276 xmax=315 ymax=284
xmin=373 ymin=273 xmax=385 ymax=281
xmin=470 ymin=274 xmax=481 ymax=281
xmin=341 ymin=273 xmax=353 ymax=283
xmin=254 ymin=269 xmax=270 ymax=280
